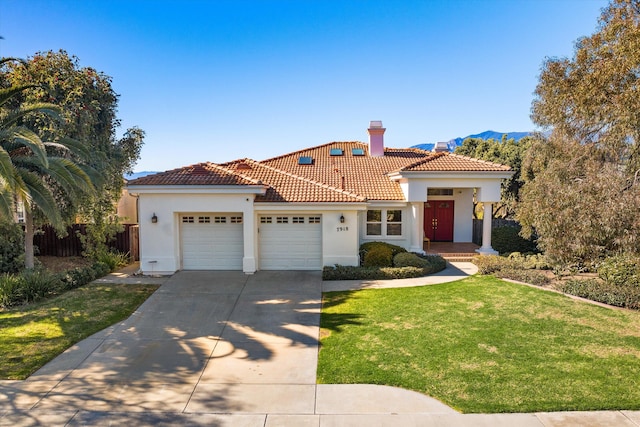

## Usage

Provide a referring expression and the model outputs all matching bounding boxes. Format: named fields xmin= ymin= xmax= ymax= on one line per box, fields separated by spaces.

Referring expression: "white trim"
xmin=128 ymin=185 xmax=267 ymax=195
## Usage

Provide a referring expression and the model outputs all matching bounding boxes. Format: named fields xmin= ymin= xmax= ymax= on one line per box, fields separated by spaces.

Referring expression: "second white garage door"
xmin=181 ymin=214 xmax=243 ymax=270
xmin=259 ymin=215 xmax=322 ymax=270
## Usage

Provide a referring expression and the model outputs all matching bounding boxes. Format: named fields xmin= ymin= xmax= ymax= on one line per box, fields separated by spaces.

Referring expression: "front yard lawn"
xmin=0 ymin=283 xmax=157 ymax=380
xmin=318 ymin=275 xmax=640 ymax=413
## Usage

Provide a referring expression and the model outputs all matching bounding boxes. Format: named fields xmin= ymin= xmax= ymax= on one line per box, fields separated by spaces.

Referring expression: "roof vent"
xmin=236 ymin=162 xmax=252 ymax=170
xmin=191 ymin=164 xmax=210 ymax=175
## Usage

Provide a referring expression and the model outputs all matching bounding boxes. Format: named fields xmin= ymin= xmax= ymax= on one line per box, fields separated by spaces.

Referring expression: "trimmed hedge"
xmin=492 ymin=225 xmax=538 ymax=255
xmin=560 ymin=278 xmax=640 ymax=310
xmin=364 ymin=245 xmax=394 ymax=267
xmin=323 ymin=253 xmax=447 ymax=280
xmin=360 ymin=241 xmax=407 ymax=266
xmin=323 ymin=265 xmax=427 ymax=281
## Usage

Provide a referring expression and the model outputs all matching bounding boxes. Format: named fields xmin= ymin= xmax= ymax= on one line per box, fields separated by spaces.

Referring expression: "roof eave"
xmin=126 ymin=184 xmax=268 ymax=195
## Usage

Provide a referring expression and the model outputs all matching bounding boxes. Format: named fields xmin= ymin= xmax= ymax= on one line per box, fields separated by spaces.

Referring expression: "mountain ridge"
xmin=411 ymin=130 xmax=533 ymax=152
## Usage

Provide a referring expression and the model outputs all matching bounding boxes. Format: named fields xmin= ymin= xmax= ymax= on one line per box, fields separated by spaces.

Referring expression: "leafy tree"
xmin=518 ymin=136 xmax=640 ymax=268
xmin=455 ymin=135 xmax=533 ymax=218
xmin=3 ymin=51 xmax=144 ymax=259
xmin=532 ymin=0 xmax=640 ymax=174
xmin=519 ymin=0 xmax=640 ymax=267
xmin=0 ymin=59 xmax=97 ymax=268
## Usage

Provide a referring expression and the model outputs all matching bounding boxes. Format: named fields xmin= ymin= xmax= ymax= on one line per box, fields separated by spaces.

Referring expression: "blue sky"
xmin=2 ymin=0 xmax=607 ymax=172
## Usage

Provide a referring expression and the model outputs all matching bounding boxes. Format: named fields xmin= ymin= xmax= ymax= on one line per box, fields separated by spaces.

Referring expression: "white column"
xmin=409 ymin=202 xmax=425 ymax=254
xmin=242 ymin=204 xmax=257 ymax=274
xmin=476 ymin=202 xmax=498 ymax=255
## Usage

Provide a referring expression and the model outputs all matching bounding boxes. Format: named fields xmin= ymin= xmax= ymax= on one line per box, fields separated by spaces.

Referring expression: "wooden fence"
xmin=32 ymin=224 xmax=139 ymax=260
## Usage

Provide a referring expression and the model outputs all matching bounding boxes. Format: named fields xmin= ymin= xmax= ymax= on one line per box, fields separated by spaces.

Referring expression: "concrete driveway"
xmin=2 ymin=267 xmax=638 ymax=426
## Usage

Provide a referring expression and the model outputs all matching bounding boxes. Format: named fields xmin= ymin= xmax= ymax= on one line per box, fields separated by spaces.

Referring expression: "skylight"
xmin=330 ymin=148 xmax=344 ymax=156
xmin=352 ymin=148 xmax=365 ymax=156
xmin=298 ymin=156 xmax=313 ymax=165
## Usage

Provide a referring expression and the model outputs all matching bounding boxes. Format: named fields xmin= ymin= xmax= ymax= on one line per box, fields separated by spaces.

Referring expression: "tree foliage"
xmin=455 ymin=135 xmax=533 ymax=218
xmin=519 ymin=0 xmax=640 ymax=268
xmin=2 ymin=51 xmax=144 ymax=259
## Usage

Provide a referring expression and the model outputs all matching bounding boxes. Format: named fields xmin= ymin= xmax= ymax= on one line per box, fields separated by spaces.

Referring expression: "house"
xmin=127 ymin=121 xmax=513 ymax=275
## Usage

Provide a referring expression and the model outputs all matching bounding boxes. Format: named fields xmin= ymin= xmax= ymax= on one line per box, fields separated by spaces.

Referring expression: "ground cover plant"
xmin=318 ymin=275 xmax=640 ymax=413
xmin=0 ymin=282 xmax=157 ymax=379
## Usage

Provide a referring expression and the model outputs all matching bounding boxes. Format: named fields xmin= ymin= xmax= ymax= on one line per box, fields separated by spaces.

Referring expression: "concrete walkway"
xmin=1 ymin=263 xmax=639 ymax=426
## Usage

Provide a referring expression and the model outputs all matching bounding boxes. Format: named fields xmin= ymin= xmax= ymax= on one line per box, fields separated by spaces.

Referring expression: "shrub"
xmin=0 ymin=221 xmax=25 ymax=274
xmin=507 ymin=252 xmax=553 ymax=270
xmin=492 ymin=225 xmax=537 ymax=255
xmin=16 ymin=270 xmax=61 ymax=305
xmin=417 ymin=253 xmax=447 ymax=273
xmin=360 ymin=241 xmax=407 ymax=265
xmin=363 ymin=245 xmax=394 ymax=267
xmin=94 ymin=250 xmax=130 ymax=271
xmin=393 ymin=252 xmax=430 ymax=269
xmin=323 ymin=265 xmax=426 ymax=281
xmin=494 ymin=268 xmax=550 ymax=287
xmin=473 ymin=255 xmax=516 ymax=275
xmin=598 ymin=254 xmax=640 ymax=287
xmin=0 ymin=274 xmax=22 ymax=307
xmin=560 ymin=279 xmax=640 ymax=310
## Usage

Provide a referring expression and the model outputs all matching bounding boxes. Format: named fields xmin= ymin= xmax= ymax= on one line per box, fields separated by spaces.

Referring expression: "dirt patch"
xmin=37 ymin=256 xmax=93 ymax=274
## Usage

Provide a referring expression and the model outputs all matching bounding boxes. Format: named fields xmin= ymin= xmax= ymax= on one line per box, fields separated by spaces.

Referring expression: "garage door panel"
xmin=181 ymin=215 xmax=243 ymax=270
xmin=259 ymin=215 xmax=322 ymax=270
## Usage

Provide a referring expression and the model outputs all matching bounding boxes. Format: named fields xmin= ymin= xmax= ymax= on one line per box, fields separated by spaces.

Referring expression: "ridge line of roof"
xmin=259 ymin=141 xmax=368 ymax=162
xmin=447 ymin=152 xmax=512 ymax=169
xmin=396 ymin=151 xmax=447 ymax=172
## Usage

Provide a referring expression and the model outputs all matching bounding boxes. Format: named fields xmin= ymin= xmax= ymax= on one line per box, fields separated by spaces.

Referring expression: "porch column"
xmin=476 ymin=202 xmax=498 ymax=255
xmin=409 ymin=202 xmax=425 ymax=254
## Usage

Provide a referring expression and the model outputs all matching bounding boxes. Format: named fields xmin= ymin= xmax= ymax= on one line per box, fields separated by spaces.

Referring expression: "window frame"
xmin=365 ymin=208 xmax=404 ymax=238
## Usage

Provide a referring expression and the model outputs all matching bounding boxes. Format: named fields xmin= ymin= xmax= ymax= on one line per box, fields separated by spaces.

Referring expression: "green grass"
xmin=0 ymin=283 xmax=157 ymax=380
xmin=318 ymin=275 xmax=640 ymax=413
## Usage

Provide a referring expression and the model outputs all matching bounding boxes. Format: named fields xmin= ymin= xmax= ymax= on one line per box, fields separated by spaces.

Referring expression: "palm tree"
xmin=1 ymin=58 xmax=97 ymax=268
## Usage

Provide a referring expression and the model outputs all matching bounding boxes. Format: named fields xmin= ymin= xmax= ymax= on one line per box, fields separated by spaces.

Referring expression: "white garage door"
xmin=181 ymin=214 xmax=243 ymax=270
xmin=259 ymin=215 xmax=322 ymax=270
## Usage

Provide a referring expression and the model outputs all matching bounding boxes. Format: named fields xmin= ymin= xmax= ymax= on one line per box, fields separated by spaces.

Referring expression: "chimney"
xmin=368 ymin=120 xmax=385 ymax=157
xmin=433 ymin=141 xmax=449 ymax=153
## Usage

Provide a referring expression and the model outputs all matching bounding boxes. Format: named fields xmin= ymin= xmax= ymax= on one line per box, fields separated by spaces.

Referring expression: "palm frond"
xmin=0 ymin=84 xmax=38 ymax=108
xmin=17 ymin=169 xmax=63 ymax=228
xmin=4 ymin=127 xmax=49 ymax=168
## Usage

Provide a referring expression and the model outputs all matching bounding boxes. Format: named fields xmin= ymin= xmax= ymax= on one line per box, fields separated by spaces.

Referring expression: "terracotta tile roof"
xmin=399 ymin=152 xmax=512 ymax=172
xmin=127 ymin=162 xmax=260 ymax=186
xmin=128 ymin=141 xmax=511 ymax=203
xmin=259 ymin=142 xmax=430 ymax=200
xmin=222 ymin=158 xmax=366 ymax=203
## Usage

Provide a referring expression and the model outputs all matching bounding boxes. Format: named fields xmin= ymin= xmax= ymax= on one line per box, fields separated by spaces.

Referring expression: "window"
xmin=352 ymin=148 xmax=365 ymax=156
xmin=214 ymin=216 xmax=226 ymax=223
xmin=298 ymin=156 xmax=313 ymax=165
xmin=386 ymin=210 xmax=402 ymax=235
xmin=198 ymin=216 xmax=210 ymax=223
xmin=260 ymin=216 xmax=272 ymax=224
xmin=309 ymin=216 xmax=321 ymax=224
xmin=292 ymin=216 xmax=305 ymax=224
xmin=366 ymin=210 xmax=382 ymax=235
xmin=276 ymin=216 xmax=288 ymax=224
xmin=182 ymin=216 xmax=194 ymax=223
xmin=330 ymin=148 xmax=344 ymax=156
xmin=428 ymin=188 xmax=454 ymax=196
xmin=230 ymin=216 xmax=243 ymax=224
xmin=366 ymin=209 xmax=403 ymax=237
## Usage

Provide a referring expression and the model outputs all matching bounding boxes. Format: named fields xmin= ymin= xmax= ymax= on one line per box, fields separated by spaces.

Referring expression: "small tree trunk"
xmin=24 ymin=210 xmax=35 ymax=269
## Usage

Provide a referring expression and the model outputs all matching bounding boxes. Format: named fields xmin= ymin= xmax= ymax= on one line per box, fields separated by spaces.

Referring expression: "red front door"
xmin=424 ymin=201 xmax=454 ymax=241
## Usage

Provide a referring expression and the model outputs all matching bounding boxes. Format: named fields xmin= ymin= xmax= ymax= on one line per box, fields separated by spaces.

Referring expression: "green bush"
xmin=363 ymin=245 xmax=394 ymax=267
xmin=492 ymin=225 xmax=537 ymax=255
xmin=560 ymin=279 xmax=640 ymax=310
xmin=598 ymin=254 xmax=640 ymax=287
xmin=0 ymin=274 xmax=22 ymax=307
xmin=360 ymin=241 xmax=407 ymax=266
xmin=323 ymin=265 xmax=426 ymax=281
xmin=417 ymin=253 xmax=447 ymax=273
xmin=94 ymin=250 xmax=130 ymax=271
xmin=494 ymin=268 xmax=550 ymax=287
xmin=507 ymin=252 xmax=553 ymax=270
xmin=473 ymin=255 xmax=516 ymax=274
xmin=0 ymin=221 xmax=25 ymax=274
xmin=393 ymin=252 xmax=430 ymax=268
xmin=19 ymin=270 xmax=60 ymax=304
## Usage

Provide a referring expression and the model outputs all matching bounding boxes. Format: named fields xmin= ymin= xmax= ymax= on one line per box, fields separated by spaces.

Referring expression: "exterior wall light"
xmin=340 ymin=214 xmax=345 ymax=223
xmin=151 ymin=213 xmax=158 ymax=223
